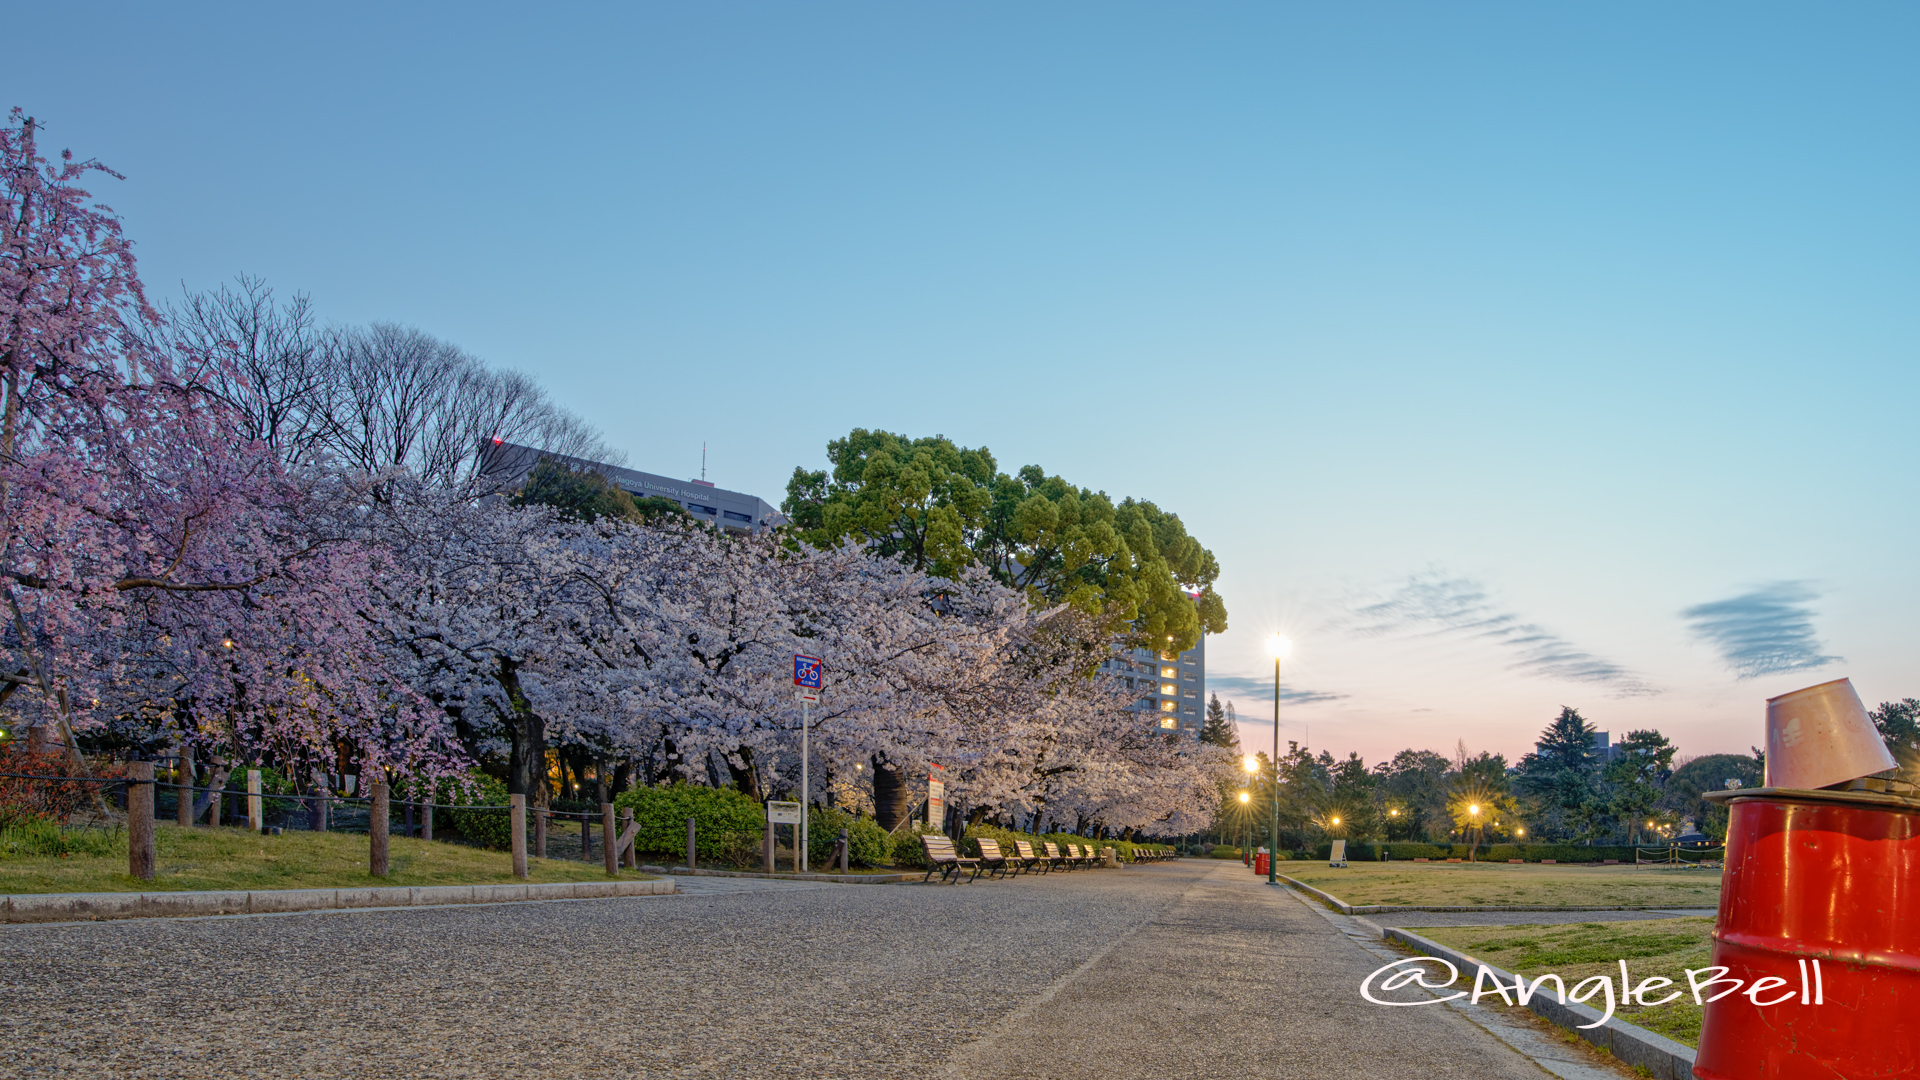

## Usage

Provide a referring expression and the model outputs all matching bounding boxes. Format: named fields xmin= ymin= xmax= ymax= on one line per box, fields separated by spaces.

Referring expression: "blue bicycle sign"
xmin=793 ymin=654 xmax=823 ymax=689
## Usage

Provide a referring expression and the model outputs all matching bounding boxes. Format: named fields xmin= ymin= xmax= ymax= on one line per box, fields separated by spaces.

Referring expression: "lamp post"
xmin=1266 ymin=634 xmax=1291 ymax=885
xmin=1238 ymin=788 xmax=1251 ymax=864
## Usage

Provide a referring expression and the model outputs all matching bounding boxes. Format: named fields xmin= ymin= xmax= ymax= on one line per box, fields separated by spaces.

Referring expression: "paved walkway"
xmin=0 ymin=861 xmax=1624 ymax=1079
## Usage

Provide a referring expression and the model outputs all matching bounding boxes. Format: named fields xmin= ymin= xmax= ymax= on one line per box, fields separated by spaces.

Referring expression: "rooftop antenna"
xmin=701 ymin=442 xmax=706 ymax=482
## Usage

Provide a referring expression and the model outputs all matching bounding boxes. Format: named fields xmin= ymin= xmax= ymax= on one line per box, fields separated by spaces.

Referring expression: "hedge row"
xmin=1307 ymin=841 xmax=1650 ymax=863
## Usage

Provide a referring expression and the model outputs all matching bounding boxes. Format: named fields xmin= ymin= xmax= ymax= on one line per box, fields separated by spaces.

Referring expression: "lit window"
xmin=1159 ymin=700 xmax=1176 ymax=713
xmin=1160 ymin=666 xmax=1177 ymax=678
xmin=1159 ymin=718 xmax=1177 ymax=729
xmin=1160 ymin=683 xmax=1177 ymax=695
xmin=1160 ymin=651 xmax=1178 ymax=662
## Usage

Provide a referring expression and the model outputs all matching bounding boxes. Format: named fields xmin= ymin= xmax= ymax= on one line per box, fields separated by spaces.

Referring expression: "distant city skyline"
xmin=11 ymin=3 xmax=1916 ymax=766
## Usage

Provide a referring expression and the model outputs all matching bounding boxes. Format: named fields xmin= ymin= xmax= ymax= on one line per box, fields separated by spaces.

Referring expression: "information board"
xmin=766 ymin=800 xmax=802 ymax=824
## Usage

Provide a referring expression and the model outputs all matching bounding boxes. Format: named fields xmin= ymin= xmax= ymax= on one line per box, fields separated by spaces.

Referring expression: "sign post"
xmin=792 ymin=654 xmax=823 ymax=873
xmin=766 ymin=800 xmax=801 ymax=872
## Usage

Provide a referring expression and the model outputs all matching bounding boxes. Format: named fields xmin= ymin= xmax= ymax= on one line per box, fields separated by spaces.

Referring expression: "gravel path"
xmin=3 ymin=862 xmax=1568 ymax=1079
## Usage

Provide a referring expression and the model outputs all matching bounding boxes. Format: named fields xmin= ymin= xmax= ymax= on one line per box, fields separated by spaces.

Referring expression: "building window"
xmin=1181 ymin=671 xmax=1197 ymax=681
xmin=1160 ymin=683 xmax=1177 ymax=696
xmin=1181 ymin=705 xmax=1197 ymax=715
xmin=688 ymin=504 xmax=718 ymax=515
xmin=1138 ymin=698 xmax=1155 ymax=710
xmin=1159 ymin=718 xmax=1177 ymax=729
xmin=1159 ymin=666 xmax=1176 ymax=678
xmin=1159 ymin=700 xmax=1176 ymax=713
xmin=1160 ymin=651 xmax=1178 ymax=662
xmin=1182 ymin=689 xmax=1197 ymax=698
xmin=722 ymin=511 xmax=752 ymax=523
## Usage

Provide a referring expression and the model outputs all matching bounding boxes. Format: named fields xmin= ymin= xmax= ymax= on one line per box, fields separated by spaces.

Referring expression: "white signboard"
xmin=766 ymin=800 xmax=802 ymax=825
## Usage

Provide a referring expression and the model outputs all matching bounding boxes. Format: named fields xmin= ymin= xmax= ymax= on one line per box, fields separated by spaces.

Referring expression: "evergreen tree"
xmin=1201 ymin=693 xmax=1239 ymax=750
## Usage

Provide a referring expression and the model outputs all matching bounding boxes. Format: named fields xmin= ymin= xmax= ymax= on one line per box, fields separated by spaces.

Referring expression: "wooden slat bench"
xmin=1044 ymin=841 xmax=1075 ymax=871
xmin=1010 ymin=839 xmax=1048 ymax=874
xmin=974 ymin=837 xmax=1018 ymax=878
xmin=921 ymin=834 xmax=981 ymax=883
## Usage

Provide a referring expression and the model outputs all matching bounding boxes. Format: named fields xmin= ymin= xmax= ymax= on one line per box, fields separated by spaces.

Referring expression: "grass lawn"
xmin=1410 ymin=917 xmax=1717 ymax=1047
xmin=0 ymin=823 xmax=659 ymax=895
xmin=1279 ymin=860 xmax=1724 ymax=908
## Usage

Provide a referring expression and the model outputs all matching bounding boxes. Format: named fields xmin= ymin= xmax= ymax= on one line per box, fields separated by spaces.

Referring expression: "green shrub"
xmin=1208 ymin=846 xmax=1243 ymax=859
xmin=807 ymin=806 xmax=890 ymax=867
xmin=612 ymin=783 xmax=766 ymax=862
xmin=443 ymin=772 xmax=513 ymax=850
xmin=890 ymin=821 xmax=944 ymax=868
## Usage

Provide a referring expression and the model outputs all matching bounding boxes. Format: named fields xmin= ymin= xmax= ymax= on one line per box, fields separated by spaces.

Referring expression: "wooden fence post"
xmin=686 ymin=816 xmax=697 ymax=871
xmin=510 ymin=794 xmax=528 ymax=878
xmin=246 ymin=769 xmax=262 ymax=833
xmin=128 ymin=762 xmax=156 ymax=881
xmin=619 ymin=809 xmax=635 ymax=868
xmin=534 ymin=807 xmax=546 ymax=860
xmin=422 ymin=793 xmax=434 ymax=842
xmin=369 ymin=779 xmax=390 ymax=877
xmin=602 ymin=802 xmax=616 ymax=876
xmin=838 ymin=828 xmax=849 ymax=873
xmin=176 ymin=748 xmax=195 ymax=827
xmin=763 ymin=818 xmax=773 ymax=874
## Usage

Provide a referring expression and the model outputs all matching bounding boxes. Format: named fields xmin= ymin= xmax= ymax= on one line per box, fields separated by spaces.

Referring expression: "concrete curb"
xmin=1274 ymin=874 xmax=1690 ymax=915
xmin=2 ymin=878 xmax=675 ymax=924
xmin=1383 ymin=925 xmax=1698 ymax=1080
xmin=639 ymin=865 xmax=918 ymax=885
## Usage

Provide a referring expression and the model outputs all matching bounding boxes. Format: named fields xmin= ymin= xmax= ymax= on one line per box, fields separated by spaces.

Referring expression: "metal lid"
xmin=1703 ymin=785 xmax=1920 ymax=812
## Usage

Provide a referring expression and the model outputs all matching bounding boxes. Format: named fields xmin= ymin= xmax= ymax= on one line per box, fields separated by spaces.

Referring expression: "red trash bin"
xmin=1254 ymin=853 xmax=1269 ymax=876
xmin=1695 ymin=787 xmax=1920 ymax=1078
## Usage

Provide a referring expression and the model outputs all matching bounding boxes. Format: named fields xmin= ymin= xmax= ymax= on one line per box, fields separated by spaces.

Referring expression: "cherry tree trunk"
xmin=871 ymin=757 xmax=913 ymax=833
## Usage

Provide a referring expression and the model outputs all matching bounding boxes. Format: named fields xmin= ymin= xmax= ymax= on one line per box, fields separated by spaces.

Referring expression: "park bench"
xmin=1011 ymin=839 xmax=1049 ymax=873
xmin=1044 ymin=842 xmax=1076 ymax=870
xmin=1026 ymin=840 xmax=1064 ymax=872
xmin=920 ymin=834 xmax=982 ymax=883
xmin=1074 ymin=844 xmax=1103 ymax=868
xmin=1068 ymin=844 xmax=1097 ymax=869
xmin=974 ymin=837 xmax=1018 ymax=878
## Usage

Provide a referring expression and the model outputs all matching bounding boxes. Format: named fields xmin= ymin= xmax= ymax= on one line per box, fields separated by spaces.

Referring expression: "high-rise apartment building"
xmin=1099 ymin=622 xmax=1206 ymax=739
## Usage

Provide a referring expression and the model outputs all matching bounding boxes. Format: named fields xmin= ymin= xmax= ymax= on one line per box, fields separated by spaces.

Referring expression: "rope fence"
xmin=2 ymin=765 xmax=643 ymax=885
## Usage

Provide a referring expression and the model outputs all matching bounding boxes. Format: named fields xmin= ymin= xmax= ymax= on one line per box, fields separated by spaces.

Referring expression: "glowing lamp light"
xmin=1469 ymin=804 xmax=1479 ymax=816
xmin=1390 ymin=809 xmax=1399 ymax=817
xmin=1517 ymin=828 xmax=1525 ymax=837
xmin=1331 ymin=817 xmax=1340 ymax=825
xmin=1266 ymin=635 xmax=1292 ymax=659
xmin=221 ymin=638 xmax=235 ymax=649
xmin=1238 ymin=791 xmax=1250 ymax=804
xmin=1243 ymin=755 xmax=1258 ymax=774
xmin=491 ymin=436 xmax=503 ymax=445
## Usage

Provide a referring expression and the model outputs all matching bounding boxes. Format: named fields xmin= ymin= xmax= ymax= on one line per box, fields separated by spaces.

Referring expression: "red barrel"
xmin=1695 ymin=793 xmax=1920 ymax=1078
xmin=1254 ymin=853 xmax=1270 ymax=876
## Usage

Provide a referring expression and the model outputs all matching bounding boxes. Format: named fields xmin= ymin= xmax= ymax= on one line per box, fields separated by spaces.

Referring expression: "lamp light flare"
xmin=1331 ymin=817 xmax=1340 ymax=825
xmin=1238 ymin=791 xmax=1250 ymax=804
xmin=1266 ymin=634 xmax=1292 ymax=659
xmin=1244 ymin=755 xmax=1258 ymax=774
xmin=1469 ymin=804 xmax=1479 ymax=815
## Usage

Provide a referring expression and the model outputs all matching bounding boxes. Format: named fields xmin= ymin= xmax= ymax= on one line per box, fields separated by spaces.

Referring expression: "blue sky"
xmin=11 ymin=3 xmax=1918 ymax=765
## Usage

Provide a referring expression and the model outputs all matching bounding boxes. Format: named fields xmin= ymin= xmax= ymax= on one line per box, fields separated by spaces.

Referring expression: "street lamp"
xmin=1266 ymin=634 xmax=1291 ymax=885
xmin=1238 ymin=790 xmax=1251 ymax=804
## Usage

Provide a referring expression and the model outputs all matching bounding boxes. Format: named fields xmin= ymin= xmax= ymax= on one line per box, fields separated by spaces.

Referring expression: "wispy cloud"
xmin=1206 ymin=674 xmax=1345 ymax=705
xmin=1337 ymin=572 xmax=1656 ymax=696
xmin=1682 ymin=582 xmax=1839 ymax=679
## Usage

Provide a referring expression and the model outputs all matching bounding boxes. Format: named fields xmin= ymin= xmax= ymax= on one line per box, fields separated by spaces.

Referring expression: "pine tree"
xmin=1201 ymin=693 xmax=1240 ymax=750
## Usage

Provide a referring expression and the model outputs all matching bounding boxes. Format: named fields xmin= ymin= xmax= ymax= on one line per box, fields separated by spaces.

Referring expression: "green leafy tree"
xmin=1446 ymin=751 xmax=1515 ymax=860
xmin=1603 ymin=729 xmax=1675 ymax=844
xmin=1374 ymin=749 xmax=1452 ymax=842
xmin=1200 ymin=694 xmax=1239 ymax=751
xmin=1661 ymin=753 xmax=1763 ymax=841
xmin=783 ymin=428 xmax=1227 ymax=651
xmin=1871 ymin=698 xmax=1920 ymax=777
